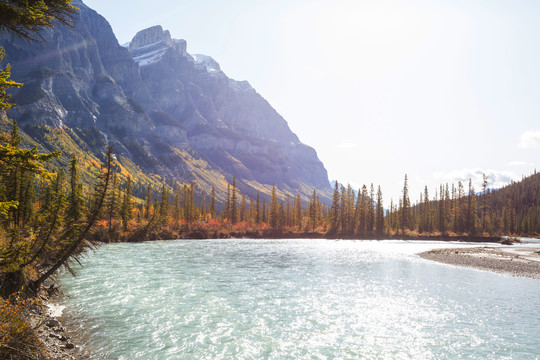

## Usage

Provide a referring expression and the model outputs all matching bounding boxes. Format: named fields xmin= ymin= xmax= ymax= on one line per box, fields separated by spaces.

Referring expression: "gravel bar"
xmin=418 ymin=246 xmax=540 ymax=279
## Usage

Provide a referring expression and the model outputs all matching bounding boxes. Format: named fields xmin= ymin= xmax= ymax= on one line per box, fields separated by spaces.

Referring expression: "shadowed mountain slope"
xmin=0 ymin=0 xmax=331 ymax=203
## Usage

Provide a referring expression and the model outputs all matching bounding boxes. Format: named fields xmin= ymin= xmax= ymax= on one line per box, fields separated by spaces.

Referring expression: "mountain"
xmin=0 ymin=0 xmax=331 ymax=203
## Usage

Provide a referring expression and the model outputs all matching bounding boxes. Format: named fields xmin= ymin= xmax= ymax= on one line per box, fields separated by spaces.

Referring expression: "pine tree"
xmin=200 ymin=192 xmax=206 ymax=219
xmin=481 ymin=173 xmax=488 ymax=233
xmin=354 ymin=188 xmax=362 ymax=235
xmin=231 ymin=177 xmax=238 ymax=224
xmin=255 ymin=192 xmax=261 ymax=224
xmin=375 ymin=185 xmax=384 ymax=236
xmin=262 ymin=199 xmax=267 ymax=224
xmin=368 ymin=184 xmax=375 ymax=234
xmin=330 ymin=182 xmax=340 ymax=233
xmin=401 ymin=174 xmax=410 ymax=235
xmin=285 ymin=195 xmax=292 ymax=227
xmin=278 ymin=203 xmax=285 ymax=230
xmin=248 ymin=197 xmax=255 ymax=223
xmin=20 ymin=170 xmax=65 ymax=270
xmin=62 ymin=154 xmax=84 ymax=241
xmin=183 ymin=182 xmax=195 ymax=225
xmin=270 ymin=184 xmax=279 ymax=229
xmin=223 ymin=183 xmax=231 ymax=222
xmin=158 ymin=184 xmax=169 ymax=222
xmin=144 ymin=184 xmax=152 ymax=219
xmin=467 ymin=180 xmax=479 ymax=236
xmin=0 ymin=0 xmax=77 ymax=42
xmin=294 ymin=194 xmax=302 ymax=229
xmin=0 ymin=47 xmax=22 ymax=114
xmin=239 ymin=193 xmax=246 ymax=222
xmin=173 ymin=184 xmax=181 ymax=223
xmin=309 ymin=189 xmax=320 ymax=231
xmin=120 ymin=176 xmax=132 ymax=232
xmin=210 ymin=186 xmax=216 ymax=219
xmin=107 ymin=173 xmax=118 ymax=232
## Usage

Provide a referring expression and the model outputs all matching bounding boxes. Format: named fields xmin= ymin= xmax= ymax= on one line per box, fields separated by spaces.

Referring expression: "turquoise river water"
xmin=56 ymin=239 xmax=540 ymax=359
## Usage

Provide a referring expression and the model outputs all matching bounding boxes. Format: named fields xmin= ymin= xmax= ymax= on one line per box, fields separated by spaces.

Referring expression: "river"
xmin=57 ymin=239 xmax=540 ymax=359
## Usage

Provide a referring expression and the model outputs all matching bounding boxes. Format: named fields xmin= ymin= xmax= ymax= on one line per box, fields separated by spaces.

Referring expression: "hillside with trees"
xmin=388 ymin=173 xmax=540 ymax=238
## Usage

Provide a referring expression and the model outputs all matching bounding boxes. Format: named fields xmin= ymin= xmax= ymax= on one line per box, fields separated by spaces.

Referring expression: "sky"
xmin=84 ymin=0 xmax=539 ymax=202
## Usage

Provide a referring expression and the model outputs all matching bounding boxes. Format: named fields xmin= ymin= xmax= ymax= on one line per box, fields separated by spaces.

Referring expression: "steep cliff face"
xmin=0 ymin=1 xmax=331 ymax=202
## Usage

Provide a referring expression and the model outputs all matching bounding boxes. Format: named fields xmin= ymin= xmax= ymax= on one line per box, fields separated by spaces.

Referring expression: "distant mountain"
xmin=0 ymin=0 xmax=331 ymax=203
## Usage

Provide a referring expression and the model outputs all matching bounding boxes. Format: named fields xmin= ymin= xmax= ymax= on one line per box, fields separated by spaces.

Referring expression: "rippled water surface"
xmin=57 ymin=239 xmax=540 ymax=359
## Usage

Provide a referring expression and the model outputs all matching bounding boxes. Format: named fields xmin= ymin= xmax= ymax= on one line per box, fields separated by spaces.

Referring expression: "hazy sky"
xmin=84 ymin=0 xmax=539 ymax=202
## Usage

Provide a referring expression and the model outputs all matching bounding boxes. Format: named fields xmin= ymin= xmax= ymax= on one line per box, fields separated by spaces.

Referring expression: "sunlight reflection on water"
xmin=58 ymin=239 xmax=540 ymax=359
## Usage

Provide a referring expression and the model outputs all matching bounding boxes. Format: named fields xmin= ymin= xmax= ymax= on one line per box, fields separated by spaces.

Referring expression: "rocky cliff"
xmin=0 ymin=0 xmax=331 ymax=202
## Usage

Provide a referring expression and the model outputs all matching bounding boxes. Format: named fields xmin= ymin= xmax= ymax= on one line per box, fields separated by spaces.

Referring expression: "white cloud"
xmin=518 ymin=130 xmax=540 ymax=148
xmin=433 ymin=168 xmax=520 ymax=191
xmin=337 ymin=142 xmax=360 ymax=149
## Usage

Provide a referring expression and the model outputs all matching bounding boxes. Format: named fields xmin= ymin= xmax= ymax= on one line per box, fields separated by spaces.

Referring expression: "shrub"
xmin=0 ymin=294 xmax=46 ymax=359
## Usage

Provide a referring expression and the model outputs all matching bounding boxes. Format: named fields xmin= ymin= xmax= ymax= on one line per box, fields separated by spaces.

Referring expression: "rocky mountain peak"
xmin=128 ymin=25 xmax=187 ymax=58
xmin=129 ymin=25 xmax=169 ymax=49
xmin=192 ymin=54 xmax=221 ymax=73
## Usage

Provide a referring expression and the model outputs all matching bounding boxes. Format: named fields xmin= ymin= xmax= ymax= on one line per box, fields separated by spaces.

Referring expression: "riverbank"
xmin=419 ymin=246 xmax=540 ymax=279
xmin=118 ymin=226 xmax=505 ymax=243
xmin=27 ymin=284 xmax=89 ymax=359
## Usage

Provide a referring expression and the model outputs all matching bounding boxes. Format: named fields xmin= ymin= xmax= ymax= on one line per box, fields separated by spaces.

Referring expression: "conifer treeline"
xmin=98 ymin=171 xmax=540 ymax=240
xmin=390 ymin=173 xmax=540 ymax=237
xmin=100 ymin=176 xmax=392 ymax=238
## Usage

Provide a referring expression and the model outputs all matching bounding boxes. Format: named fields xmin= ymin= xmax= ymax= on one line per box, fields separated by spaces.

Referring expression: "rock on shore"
xmin=27 ymin=286 xmax=90 ymax=359
xmin=419 ymin=247 xmax=540 ymax=279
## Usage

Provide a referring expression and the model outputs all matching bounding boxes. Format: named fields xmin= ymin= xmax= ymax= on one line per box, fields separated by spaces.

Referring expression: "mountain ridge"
xmin=0 ymin=0 xmax=332 ymax=203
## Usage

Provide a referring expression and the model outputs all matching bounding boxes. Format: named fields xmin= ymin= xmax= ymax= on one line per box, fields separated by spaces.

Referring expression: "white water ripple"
xmin=58 ymin=239 xmax=540 ymax=359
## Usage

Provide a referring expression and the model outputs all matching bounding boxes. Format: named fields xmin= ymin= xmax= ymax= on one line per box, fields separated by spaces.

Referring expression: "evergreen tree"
xmin=62 ymin=154 xmax=84 ymax=241
xmin=368 ymin=184 xmax=375 ymax=234
xmin=183 ymin=182 xmax=195 ymax=225
xmin=0 ymin=0 xmax=77 ymax=41
xmin=294 ymin=194 xmax=302 ymax=229
xmin=231 ymin=177 xmax=238 ymax=224
xmin=270 ymin=184 xmax=279 ymax=228
xmin=173 ymin=184 xmax=181 ymax=223
xmin=107 ymin=173 xmax=118 ymax=232
xmin=330 ymin=182 xmax=340 ymax=233
xmin=467 ymin=180 xmax=479 ymax=235
xmin=481 ymin=174 xmax=488 ymax=232
xmin=401 ymin=174 xmax=410 ymax=235
xmin=248 ymin=197 xmax=255 ymax=223
xmin=375 ymin=185 xmax=384 ymax=236
xmin=278 ymin=203 xmax=285 ymax=230
xmin=240 ymin=193 xmax=247 ymax=222
xmin=210 ymin=186 xmax=216 ymax=219
xmin=200 ymin=192 xmax=206 ymax=219
xmin=255 ymin=191 xmax=261 ymax=224
xmin=144 ymin=184 xmax=152 ymax=219
xmin=262 ymin=199 xmax=267 ymax=224
xmin=120 ymin=176 xmax=132 ymax=232
xmin=158 ymin=184 xmax=169 ymax=222
xmin=223 ymin=183 xmax=231 ymax=221
xmin=20 ymin=170 xmax=65 ymax=270
xmin=285 ymin=195 xmax=292 ymax=227
xmin=309 ymin=189 xmax=320 ymax=231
